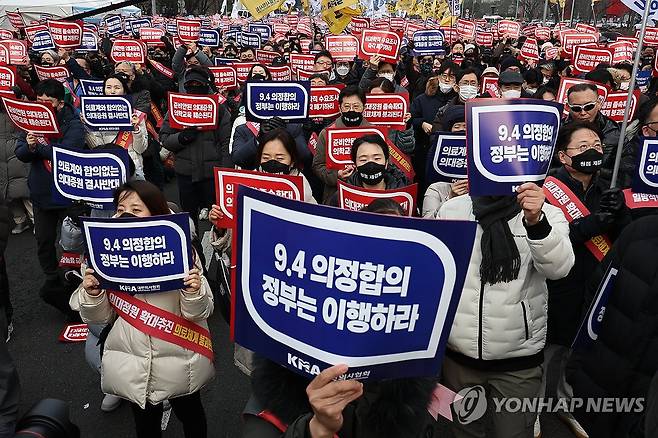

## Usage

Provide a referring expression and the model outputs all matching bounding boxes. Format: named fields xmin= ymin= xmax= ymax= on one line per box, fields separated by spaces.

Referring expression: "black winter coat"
xmin=566 ymin=214 xmax=658 ymax=438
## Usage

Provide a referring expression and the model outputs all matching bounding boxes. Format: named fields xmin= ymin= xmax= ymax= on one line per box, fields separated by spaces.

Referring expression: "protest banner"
xmin=24 ymin=24 xmax=47 ymax=42
xmin=520 ymin=37 xmax=539 ymax=61
xmin=556 ymin=77 xmax=609 ymax=116
xmin=104 ymin=15 xmax=123 ymax=36
xmin=601 ymin=91 xmax=640 ymax=123
xmin=363 ymin=93 xmax=408 ymax=129
xmin=440 ymin=27 xmax=459 ymax=45
xmin=79 ymin=79 xmax=105 ymax=96
xmin=1 ymin=96 xmax=59 ymax=135
xmin=232 ymin=186 xmax=476 ymax=380
xmin=325 ymin=126 xmax=388 ymax=169
xmin=643 ymin=27 xmax=658 ymax=45
xmin=573 ymin=46 xmax=613 ymax=74
xmin=575 ymin=22 xmax=597 ymax=34
xmin=412 ymin=30 xmax=444 ymax=56
xmin=110 ymin=40 xmax=146 ymax=64
xmin=466 ymin=99 xmax=562 ymax=196
xmin=245 ymin=81 xmax=310 ymax=123
xmin=475 ymin=31 xmax=493 ymax=47
xmin=148 ymin=58 xmax=174 ymax=79
xmin=48 ymin=20 xmax=83 ymax=49
xmin=455 ymin=19 xmax=475 ymax=40
xmin=337 ymin=181 xmax=418 ymax=216
xmin=256 ymin=49 xmax=280 ymax=64
xmin=198 ymin=29 xmax=220 ymax=47
xmin=289 ymin=53 xmax=316 ymax=73
xmin=208 ymin=66 xmax=238 ymax=89
xmin=268 ymin=66 xmax=292 ymax=81
xmin=34 ymin=65 xmax=69 ymax=82
xmin=571 ymin=263 xmax=618 ymax=349
xmin=5 ymin=11 xmax=25 ymax=29
xmin=632 ymin=138 xmax=658 ymax=195
xmin=561 ymin=32 xmax=598 ymax=56
xmin=622 ymin=189 xmax=658 ymax=209
xmin=79 ymin=31 xmax=99 ymax=52
xmin=348 ymin=17 xmax=370 ymax=35
xmin=80 ymin=96 xmax=133 ymax=131
xmin=229 ymin=62 xmax=258 ymax=83
xmin=31 ymin=30 xmax=55 ymax=51
xmin=139 ymin=27 xmax=166 ymax=46
xmin=249 ymin=23 xmax=272 ymax=41
xmin=167 ymin=92 xmax=219 ymax=130
xmin=240 ymin=0 xmax=286 ymax=20
xmin=609 ymin=41 xmax=634 ymax=64
xmin=426 ymin=133 xmax=467 ymax=184
xmin=58 ymin=324 xmax=88 ymax=343
xmin=239 ymin=32 xmax=262 ymax=48
xmin=52 ymin=146 xmax=130 ymax=209
xmin=129 ymin=18 xmax=151 ymax=33
xmin=0 ymin=66 xmax=15 ymax=92
xmin=81 ymin=213 xmax=192 ymax=294
xmin=310 ymin=85 xmax=342 ymax=118
xmin=214 ymin=168 xmax=304 ymax=228
xmin=325 ymin=35 xmax=360 ymax=61
xmin=0 ymin=40 xmax=27 ymax=65
xmin=176 ymin=19 xmax=201 ymax=42
xmin=497 ymin=20 xmax=521 ymax=39
xmin=535 ymin=26 xmax=550 ymax=40
xmin=359 ymin=29 xmax=401 ymax=63
xmin=166 ymin=21 xmax=178 ymax=35
xmin=480 ymin=76 xmax=500 ymax=97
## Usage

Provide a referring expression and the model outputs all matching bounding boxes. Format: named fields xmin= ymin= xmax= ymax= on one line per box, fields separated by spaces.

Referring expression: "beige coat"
xmin=76 ymin=257 xmax=215 ymax=408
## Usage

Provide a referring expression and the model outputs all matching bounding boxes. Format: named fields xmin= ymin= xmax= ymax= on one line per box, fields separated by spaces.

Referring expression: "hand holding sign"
xmin=516 ymin=182 xmax=545 ymax=226
xmin=308 ymin=364 xmax=364 ymax=438
xmin=183 ymin=267 xmax=202 ymax=294
xmin=82 ymin=268 xmax=101 ymax=297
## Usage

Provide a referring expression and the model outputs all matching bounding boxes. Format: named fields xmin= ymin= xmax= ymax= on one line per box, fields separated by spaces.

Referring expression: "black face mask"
xmin=250 ymin=73 xmax=266 ymax=81
xmin=642 ymin=56 xmax=653 ymax=66
xmin=185 ymin=85 xmax=209 ymax=95
xmin=341 ymin=110 xmax=363 ymax=127
xmin=357 ymin=161 xmax=386 ymax=185
xmin=420 ymin=62 xmax=433 ymax=75
xmin=568 ymin=148 xmax=603 ymax=174
xmin=118 ymin=212 xmax=137 ymax=218
xmin=260 ymin=159 xmax=291 ymax=175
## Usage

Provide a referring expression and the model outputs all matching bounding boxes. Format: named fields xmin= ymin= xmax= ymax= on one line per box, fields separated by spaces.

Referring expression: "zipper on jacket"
xmin=521 ymin=302 xmax=530 ymax=341
xmin=478 ymin=282 xmax=484 ymax=360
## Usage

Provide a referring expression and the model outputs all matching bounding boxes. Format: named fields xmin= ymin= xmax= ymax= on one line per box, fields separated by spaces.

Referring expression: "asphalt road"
xmin=3 ymin=186 xmax=579 ymax=437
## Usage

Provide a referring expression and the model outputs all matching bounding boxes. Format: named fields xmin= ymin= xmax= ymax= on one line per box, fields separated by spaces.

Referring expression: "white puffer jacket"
xmin=438 ymin=195 xmax=574 ymax=361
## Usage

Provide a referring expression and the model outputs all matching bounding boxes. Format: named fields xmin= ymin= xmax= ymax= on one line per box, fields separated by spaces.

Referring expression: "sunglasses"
xmin=569 ymin=102 xmax=597 ymax=113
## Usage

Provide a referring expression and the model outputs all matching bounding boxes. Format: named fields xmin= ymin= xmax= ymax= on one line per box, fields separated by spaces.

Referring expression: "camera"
xmin=14 ymin=399 xmax=79 ymax=438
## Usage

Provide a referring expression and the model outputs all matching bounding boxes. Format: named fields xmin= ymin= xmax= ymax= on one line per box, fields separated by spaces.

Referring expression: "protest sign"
xmin=325 ymin=127 xmax=388 ymax=169
xmin=239 ymin=32 xmax=262 ymax=48
xmin=214 ymin=168 xmax=304 ymax=228
xmin=556 ymin=77 xmax=609 ymax=116
xmin=52 ymin=146 xmax=130 ymax=209
xmin=167 ymin=92 xmax=219 ymax=130
xmin=575 ymin=22 xmax=597 ymax=34
xmin=58 ymin=323 xmax=88 ymax=343
xmin=198 ymin=29 xmax=220 ymax=47
xmin=440 ymin=27 xmax=459 ymax=45
xmin=363 ymin=94 xmax=408 ymax=129
xmin=623 ymin=189 xmax=658 ymax=209
xmin=5 ymin=11 xmax=25 ymax=29
xmin=24 ymin=24 xmax=47 ymax=42
xmin=497 ymin=20 xmax=521 ymax=39
xmin=104 ymin=15 xmax=123 ymax=36
xmin=609 ymin=41 xmax=633 ymax=64
xmin=256 ymin=49 xmax=279 ymax=64
xmin=176 ymin=19 xmax=201 ymax=42
xmin=128 ymin=18 xmax=151 ymax=34
xmin=81 ymin=213 xmax=192 ymax=294
xmin=481 ymin=76 xmax=500 ymax=97
xmin=573 ymin=46 xmax=613 ymax=74
xmin=475 ymin=31 xmax=493 ymax=47
xmin=310 ymin=85 xmax=342 ymax=118
xmin=325 ymin=35 xmax=359 ymax=60
xmin=139 ymin=27 xmax=166 ymax=46
xmin=561 ymin=32 xmax=598 ymax=56
xmin=0 ymin=66 xmax=15 ymax=92
xmin=632 ymin=138 xmax=658 ymax=195
xmin=466 ymin=99 xmax=562 ymax=196
xmin=245 ymin=81 xmax=310 ymax=122
xmin=208 ymin=66 xmax=238 ymax=89
xmin=359 ymin=30 xmax=401 ymax=63
xmin=644 ymin=27 xmax=658 ymax=46
xmin=79 ymin=31 xmax=99 ymax=52
xmin=572 ymin=263 xmax=617 ymax=349
xmin=348 ymin=17 xmax=370 ymax=35
xmin=31 ymin=30 xmax=55 ymax=51
xmin=520 ymin=37 xmax=539 ymax=61
xmin=249 ymin=23 xmax=272 ymax=41
xmin=48 ymin=20 xmax=83 ymax=49
xmin=79 ymin=79 xmax=105 ymax=96
xmin=269 ymin=66 xmax=292 ymax=81
xmin=426 ymin=133 xmax=467 ymax=184
xmin=289 ymin=53 xmax=316 ymax=73
xmin=535 ymin=26 xmax=550 ymax=40
xmin=232 ymin=186 xmax=476 ymax=380
xmin=0 ymin=40 xmax=27 ymax=65
xmin=1 ymin=96 xmax=59 ymax=135
xmin=81 ymin=96 xmax=133 ymax=131
xmin=110 ymin=40 xmax=145 ymax=64
xmin=601 ymin=90 xmax=639 ymax=123
xmin=337 ymin=181 xmax=418 ymax=216
xmin=34 ymin=65 xmax=69 ymax=82
xmin=637 ymin=70 xmax=651 ymax=93
xmin=412 ymin=30 xmax=444 ymax=56
xmin=455 ymin=19 xmax=475 ymax=40
xmin=229 ymin=62 xmax=258 ymax=83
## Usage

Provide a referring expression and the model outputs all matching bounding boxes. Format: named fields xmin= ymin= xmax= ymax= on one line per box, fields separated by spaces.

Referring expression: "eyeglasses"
xmin=566 ymin=143 xmax=603 ymax=153
xmin=340 ymin=104 xmax=363 ymax=111
xmin=644 ymin=121 xmax=658 ymax=131
xmin=569 ymin=102 xmax=597 ymax=113
xmin=440 ymin=73 xmax=456 ymax=81
xmin=316 ymin=60 xmax=333 ymax=67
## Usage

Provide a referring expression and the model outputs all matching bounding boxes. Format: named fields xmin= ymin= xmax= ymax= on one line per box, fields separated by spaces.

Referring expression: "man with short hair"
xmin=15 ymin=79 xmax=85 ymax=319
xmin=566 ymin=83 xmax=621 ymax=177
xmin=498 ymin=70 xmax=524 ymax=99
xmin=313 ymin=50 xmax=333 ymax=73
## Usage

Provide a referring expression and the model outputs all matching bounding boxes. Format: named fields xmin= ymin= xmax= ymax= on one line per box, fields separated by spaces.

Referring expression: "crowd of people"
xmin=1 ymin=11 xmax=658 ymax=438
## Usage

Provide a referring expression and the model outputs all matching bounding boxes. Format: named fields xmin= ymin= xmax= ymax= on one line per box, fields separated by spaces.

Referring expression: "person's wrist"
xmin=309 ymin=416 xmax=334 ymax=438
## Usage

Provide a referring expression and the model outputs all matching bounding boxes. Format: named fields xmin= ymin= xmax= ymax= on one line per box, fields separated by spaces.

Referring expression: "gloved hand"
xmin=260 ymin=116 xmax=286 ymax=135
xmin=178 ymin=127 xmax=199 ymax=145
xmin=66 ymin=201 xmax=91 ymax=227
xmin=599 ymin=188 xmax=625 ymax=214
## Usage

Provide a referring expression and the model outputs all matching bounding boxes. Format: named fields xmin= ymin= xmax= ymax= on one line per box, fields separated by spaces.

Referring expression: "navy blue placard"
xmin=426 ymin=132 xmax=467 ymax=184
xmin=81 ymin=213 xmax=193 ymax=294
xmin=80 ymin=96 xmax=133 ymax=131
xmin=572 ymin=263 xmax=618 ymax=349
xmin=233 ymin=186 xmax=476 ymax=380
xmin=105 ymin=16 xmax=123 ymax=36
xmin=246 ymin=81 xmax=310 ymax=122
xmin=198 ymin=28 xmax=220 ymax=47
xmin=79 ymin=79 xmax=104 ymax=96
xmin=632 ymin=137 xmax=658 ymax=195
xmin=32 ymin=30 xmax=56 ymax=51
xmin=412 ymin=30 xmax=445 ymax=56
xmin=78 ymin=31 xmax=98 ymax=52
xmin=52 ymin=146 xmax=130 ymax=210
xmin=239 ymin=32 xmax=262 ymax=48
xmin=249 ymin=23 xmax=272 ymax=41
xmin=466 ymin=99 xmax=562 ymax=196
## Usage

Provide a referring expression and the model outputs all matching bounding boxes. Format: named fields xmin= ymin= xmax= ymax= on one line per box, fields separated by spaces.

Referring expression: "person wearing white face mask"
xmin=498 ymin=70 xmax=525 ymax=99
xmin=431 ymin=68 xmax=480 ymax=132
xmin=358 ymin=55 xmax=408 ymax=94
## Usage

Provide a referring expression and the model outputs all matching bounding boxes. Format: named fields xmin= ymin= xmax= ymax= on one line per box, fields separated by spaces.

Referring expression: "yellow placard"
xmin=240 ymin=0 xmax=287 ymax=20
